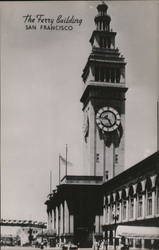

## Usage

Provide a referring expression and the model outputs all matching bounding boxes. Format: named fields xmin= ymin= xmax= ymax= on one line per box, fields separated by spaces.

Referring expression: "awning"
xmin=116 ymin=226 xmax=159 ymax=239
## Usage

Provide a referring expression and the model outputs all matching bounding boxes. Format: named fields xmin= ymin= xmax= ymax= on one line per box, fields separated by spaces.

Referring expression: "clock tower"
xmin=81 ymin=2 xmax=128 ymax=180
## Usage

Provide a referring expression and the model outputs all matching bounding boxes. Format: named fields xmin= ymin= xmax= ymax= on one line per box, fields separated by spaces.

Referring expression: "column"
xmin=125 ymin=188 xmax=129 ymax=221
xmin=60 ymin=204 xmax=64 ymax=235
xmin=50 ymin=210 xmax=53 ymax=230
xmin=114 ymin=70 xmax=116 ymax=83
xmin=95 ymin=215 xmax=100 ymax=234
xmin=126 ymin=199 xmax=129 ymax=221
xmin=118 ymin=202 xmax=122 ymax=222
xmin=118 ymin=191 xmax=122 ymax=222
xmin=107 ymin=231 xmax=110 ymax=247
xmin=56 ymin=207 xmax=59 ymax=235
xmin=70 ymin=215 xmax=74 ymax=234
xmin=54 ymin=208 xmax=57 ymax=234
xmin=99 ymin=215 xmax=103 ymax=233
xmin=134 ymin=196 xmax=137 ymax=220
xmin=120 ymin=68 xmax=125 ymax=83
xmin=152 ymin=189 xmax=155 ymax=217
xmin=52 ymin=209 xmax=55 ymax=230
xmin=133 ymin=184 xmax=137 ymax=220
xmin=113 ymin=230 xmax=115 ymax=247
xmin=141 ymin=180 xmax=146 ymax=219
xmin=141 ymin=239 xmax=144 ymax=249
xmin=107 ymin=205 xmax=110 ymax=224
xmin=64 ymin=201 xmax=69 ymax=234
xmin=151 ymin=175 xmax=157 ymax=216
xmin=48 ymin=211 xmax=51 ymax=230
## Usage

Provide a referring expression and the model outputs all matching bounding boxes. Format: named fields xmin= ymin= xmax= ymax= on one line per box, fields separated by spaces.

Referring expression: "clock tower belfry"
xmin=81 ymin=2 xmax=128 ymax=180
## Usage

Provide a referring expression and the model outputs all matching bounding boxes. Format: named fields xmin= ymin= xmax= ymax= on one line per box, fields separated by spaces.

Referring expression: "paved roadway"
xmin=1 ymin=248 xmax=93 ymax=250
xmin=1 ymin=247 xmax=95 ymax=250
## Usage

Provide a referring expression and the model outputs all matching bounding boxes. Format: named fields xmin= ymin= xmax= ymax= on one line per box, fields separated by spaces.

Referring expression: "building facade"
xmin=45 ymin=2 xmax=159 ymax=248
xmin=102 ymin=152 xmax=159 ymax=249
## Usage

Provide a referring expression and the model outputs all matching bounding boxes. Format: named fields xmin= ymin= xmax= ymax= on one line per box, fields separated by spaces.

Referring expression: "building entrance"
xmin=75 ymin=228 xmax=93 ymax=248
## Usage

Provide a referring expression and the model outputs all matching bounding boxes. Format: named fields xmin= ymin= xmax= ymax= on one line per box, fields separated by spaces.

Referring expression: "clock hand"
xmin=105 ymin=115 xmax=113 ymax=126
xmin=107 ymin=117 xmax=113 ymax=126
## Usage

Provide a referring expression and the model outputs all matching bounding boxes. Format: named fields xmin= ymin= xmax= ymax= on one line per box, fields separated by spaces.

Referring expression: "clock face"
xmin=96 ymin=107 xmax=120 ymax=132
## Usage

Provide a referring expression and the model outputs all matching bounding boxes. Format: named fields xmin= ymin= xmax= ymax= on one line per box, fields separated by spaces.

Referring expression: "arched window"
xmin=115 ymin=192 xmax=120 ymax=222
xmin=105 ymin=196 xmax=109 ymax=224
xmin=156 ymin=176 xmax=159 ymax=214
xmin=137 ymin=182 xmax=143 ymax=218
xmin=129 ymin=186 xmax=134 ymax=219
xmin=146 ymin=178 xmax=152 ymax=216
xmin=121 ymin=189 xmax=127 ymax=221
xmin=110 ymin=194 xmax=114 ymax=222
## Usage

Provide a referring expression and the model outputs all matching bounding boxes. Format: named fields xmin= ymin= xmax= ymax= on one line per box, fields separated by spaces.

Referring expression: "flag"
xmin=59 ymin=155 xmax=73 ymax=167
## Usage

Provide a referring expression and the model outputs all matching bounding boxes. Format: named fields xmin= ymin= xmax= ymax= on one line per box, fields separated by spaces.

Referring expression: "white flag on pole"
xmin=59 ymin=155 xmax=73 ymax=167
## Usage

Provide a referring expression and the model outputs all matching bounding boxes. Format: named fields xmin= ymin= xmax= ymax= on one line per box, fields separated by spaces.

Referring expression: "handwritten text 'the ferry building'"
xmin=23 ymin=14 xmax=83 ymax=31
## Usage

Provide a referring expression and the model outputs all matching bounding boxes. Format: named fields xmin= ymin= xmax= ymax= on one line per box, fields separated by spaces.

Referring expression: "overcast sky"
xmin=1 ymin=1 xmax=159 ymax=222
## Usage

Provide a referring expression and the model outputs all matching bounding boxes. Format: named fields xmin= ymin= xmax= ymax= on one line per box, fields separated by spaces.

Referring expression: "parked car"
xmin=62 ymin=243 xmax=78 ymax=250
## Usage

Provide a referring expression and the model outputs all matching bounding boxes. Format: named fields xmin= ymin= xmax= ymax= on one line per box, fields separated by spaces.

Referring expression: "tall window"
xmin=129 ymin=197 xmax=134 ymax=219
xmin=105 ymin=205 xmax=108 ymax=224
xmin=129 ymin=186 xmax=134 ymax=219
xmin=122 ymin=200 xmax=127 ymax=220
xmin=121 ymin=190 xmax=127 ymax=221
xmin=137 ymin=183 xmax=143 ymax=218
xmin=146 ymin=178 xmax=152 ymax=216
xmin=137 ymin=194 xmax=142 ymax=218
xmin=110 ymin=204 xmax=114 ymax=223
xmin=147 ymin=191 xmax=152 ymax=216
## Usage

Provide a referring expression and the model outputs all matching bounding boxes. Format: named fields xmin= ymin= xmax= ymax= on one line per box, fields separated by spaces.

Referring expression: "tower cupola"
xmin=95 ymin=2 xmax=111 ymax=31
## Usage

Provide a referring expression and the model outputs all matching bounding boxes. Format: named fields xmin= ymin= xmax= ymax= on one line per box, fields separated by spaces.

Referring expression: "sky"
xmin=1 ymin=1 xmax=159 ymax=222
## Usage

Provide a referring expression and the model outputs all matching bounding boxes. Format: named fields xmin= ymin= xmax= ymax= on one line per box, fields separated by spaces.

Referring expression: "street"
xmin=0 ymin=247 xmax=94 ymax=250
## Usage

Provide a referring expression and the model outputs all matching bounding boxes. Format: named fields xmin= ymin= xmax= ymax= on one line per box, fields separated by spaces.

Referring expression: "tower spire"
xmin=81 ymin=2 xmax=128 ymax=179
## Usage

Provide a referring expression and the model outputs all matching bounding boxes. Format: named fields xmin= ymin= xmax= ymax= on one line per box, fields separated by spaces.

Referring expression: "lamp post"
xmin=113 ymin=210 xmax=119 ymax=250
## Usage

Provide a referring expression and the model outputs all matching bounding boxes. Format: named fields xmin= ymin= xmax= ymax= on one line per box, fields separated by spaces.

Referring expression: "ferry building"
xmin=45 ymin=2 xmax=159 ymax=249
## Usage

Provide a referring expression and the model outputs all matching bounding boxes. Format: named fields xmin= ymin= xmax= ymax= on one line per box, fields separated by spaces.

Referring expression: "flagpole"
xmin=65 ymin=144 xmax=68 ymax=177
xmin=59 ymin=154 xmax=61 ymax=185
xmin=50 ymin=170 xmax=52 ymax=194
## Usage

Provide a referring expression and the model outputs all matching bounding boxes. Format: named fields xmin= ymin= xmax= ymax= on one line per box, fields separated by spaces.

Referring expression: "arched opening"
xmin=121 ymin=189 xmax=127 ymax=221
xmin=128 ymin=186 xmax=134 ymax=219
xmin=110 ymin=194 xmax=114 ymax=223
xmin=115 ymin=192 xmax=120 ymax=216
xmin=104 ymin=196 xmax=109 ymax=224
xmin=145 ymin=178 xmax=152 ymax=216
xmin=136 ymin=182 xmax=143 ymax=218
